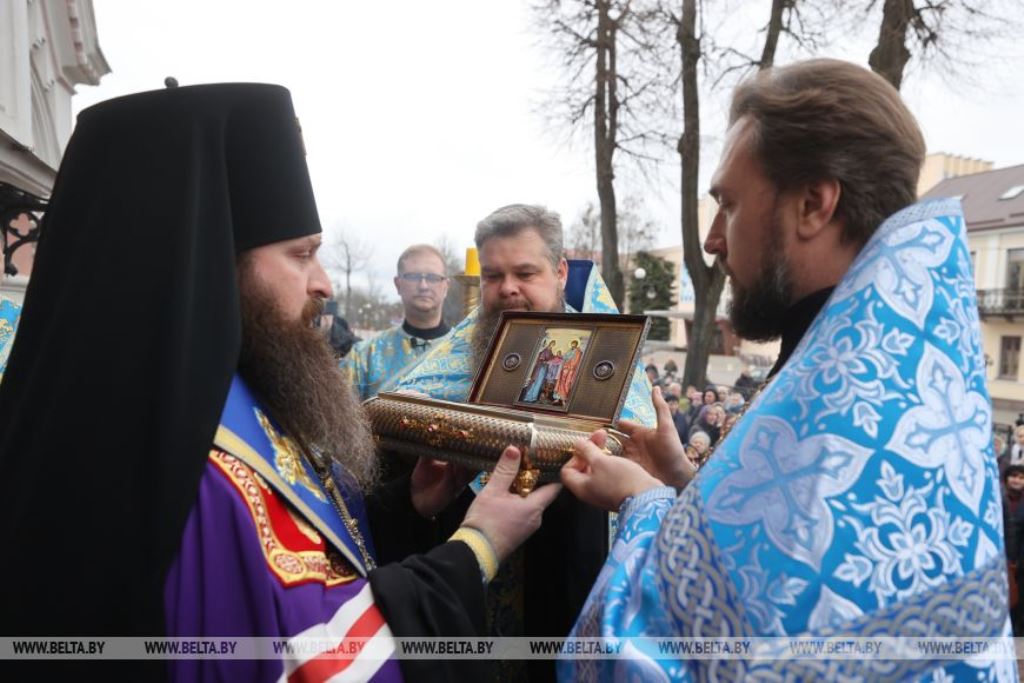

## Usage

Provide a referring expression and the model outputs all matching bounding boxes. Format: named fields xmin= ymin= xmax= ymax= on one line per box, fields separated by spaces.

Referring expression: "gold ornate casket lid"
xmin=466 ymin=311 xmax=650 ymax=429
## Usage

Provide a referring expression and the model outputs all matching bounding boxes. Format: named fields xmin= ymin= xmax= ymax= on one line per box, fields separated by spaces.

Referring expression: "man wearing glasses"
xmin=342 ymin=244 xmax=451 ymax=399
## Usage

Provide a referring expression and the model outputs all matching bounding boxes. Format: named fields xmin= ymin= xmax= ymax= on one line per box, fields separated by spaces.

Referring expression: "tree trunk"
xmin=868 ymin=0 xmax=913 ymax=89
xmin=684 ymin=274 xmax=726 ymax=387
xmin=344 ymin=252 xmax=353 ymax=320
xmin=760 ymin=0 xmax=789 ymax=68
xmin=678 ymin=0 xmax=792 ymax=387
xmin=678 ymin=0 xmax=726 ymax=388
xmin=595 ymin=0 xmax=625 ymax=307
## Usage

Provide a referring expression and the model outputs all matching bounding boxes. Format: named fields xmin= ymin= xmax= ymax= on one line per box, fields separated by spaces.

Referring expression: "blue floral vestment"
xmin=562 ymin=199 xmax=1013 ymax=682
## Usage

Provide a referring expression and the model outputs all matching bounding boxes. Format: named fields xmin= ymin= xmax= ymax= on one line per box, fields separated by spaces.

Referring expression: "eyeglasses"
xmin=399 ymin=272 xmax=447 ymax=284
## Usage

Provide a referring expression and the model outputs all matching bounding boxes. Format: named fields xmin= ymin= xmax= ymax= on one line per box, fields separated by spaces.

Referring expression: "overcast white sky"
xmin=73 ymin=1 xmax=1024 ymax=299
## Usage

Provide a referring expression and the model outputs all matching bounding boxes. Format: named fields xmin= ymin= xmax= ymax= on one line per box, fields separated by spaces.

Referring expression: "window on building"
xmin=1000 ymin=336 xmax=1021 ymax=380
xmin=1000 ymin=185 xmax=1024 ymax=200
xmin=1007 ymin=249 xmax=1024 ymax=289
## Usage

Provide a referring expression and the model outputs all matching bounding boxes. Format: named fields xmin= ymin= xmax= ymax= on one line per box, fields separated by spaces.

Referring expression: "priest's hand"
xmin=461 ymin=446 xmax=562 ymax=563
xmin=561 ymin=430 xmax=664 ymax=512
xmin=616 ymin=386 xmax=696 ymax=490
xmin=410 ymin=457 xmax=476 ymax=519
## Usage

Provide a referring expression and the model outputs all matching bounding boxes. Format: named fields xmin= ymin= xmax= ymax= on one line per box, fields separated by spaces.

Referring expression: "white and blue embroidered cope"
xmin=561 ymin=199 xmax=1014 ymax=682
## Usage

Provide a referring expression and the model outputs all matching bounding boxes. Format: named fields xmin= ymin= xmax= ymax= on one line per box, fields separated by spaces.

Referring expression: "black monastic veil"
xmin=0 ymin=83 xmax=487 ymax=681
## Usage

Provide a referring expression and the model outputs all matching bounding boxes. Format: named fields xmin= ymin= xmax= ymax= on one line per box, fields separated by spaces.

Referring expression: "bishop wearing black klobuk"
xmin=0 ymin=84 xmax=499 ymax=681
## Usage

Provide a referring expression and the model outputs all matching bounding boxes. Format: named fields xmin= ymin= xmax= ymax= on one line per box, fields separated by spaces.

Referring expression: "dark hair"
xmin=1004 ymin=465 xmax=1024 ymax=482
xmin=729 ymin=59 xmax=925 ymax=247
xmin=663 ymin=393 xmax=680 ymax=402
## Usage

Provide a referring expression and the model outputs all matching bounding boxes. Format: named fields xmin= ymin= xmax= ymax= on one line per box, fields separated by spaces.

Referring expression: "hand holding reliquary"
xmin=365 ymin=312 xmax=650 ymax=495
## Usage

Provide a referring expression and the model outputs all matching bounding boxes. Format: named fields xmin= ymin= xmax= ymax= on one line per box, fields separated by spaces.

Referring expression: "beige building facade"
xmin=917 ymin=153 xmax=993 ymax=197
xmin=923 ymin=163 xmax=1024 ymax=427
xmin=0 ymin=0 xmax=108 ymax=301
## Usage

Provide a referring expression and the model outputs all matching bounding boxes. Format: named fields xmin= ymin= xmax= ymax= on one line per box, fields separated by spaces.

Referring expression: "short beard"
xmin=470 ymin=290 xmax=566 ymax=373
xmin=236 ymin=266 xmax=378 ymax=492
xmin=727 ymin=208 xmax=793 ymax=342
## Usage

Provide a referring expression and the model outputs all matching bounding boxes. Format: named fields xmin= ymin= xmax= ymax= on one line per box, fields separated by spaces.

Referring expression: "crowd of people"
xmin=643 ymin=362 xmax=758 ymax=469
xmin=996 ymin=422 xmax=1024 ymax=636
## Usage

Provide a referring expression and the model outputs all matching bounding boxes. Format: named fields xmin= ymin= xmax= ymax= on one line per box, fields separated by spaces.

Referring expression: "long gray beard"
xmin=237 ymin=269 xmax=379 ymax=492
xmin=469 ymin=290 xmax=566 ymax=373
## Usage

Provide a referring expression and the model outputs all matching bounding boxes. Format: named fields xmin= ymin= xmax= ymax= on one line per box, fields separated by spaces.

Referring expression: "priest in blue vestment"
xmin=559 ymin=59 xmax=1013 ymax=682
xmin=394 ymin=204 xmax=655 ymax=681
xmin=342 ymin=244 xmax=452 ymax=400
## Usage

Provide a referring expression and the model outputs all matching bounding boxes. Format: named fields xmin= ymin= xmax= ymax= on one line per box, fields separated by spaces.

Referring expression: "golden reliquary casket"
xmin=364 ymin=311 xmax=650 ymax=494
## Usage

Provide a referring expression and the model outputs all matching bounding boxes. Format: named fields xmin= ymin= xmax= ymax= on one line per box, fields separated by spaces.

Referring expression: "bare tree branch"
xmin=533 ymin=0 xmax=674 ymax=306
xmin=321 ymin=229 xmax=373 ymax=320
xmin=863 ymin=0 xmax=1018 ymax=90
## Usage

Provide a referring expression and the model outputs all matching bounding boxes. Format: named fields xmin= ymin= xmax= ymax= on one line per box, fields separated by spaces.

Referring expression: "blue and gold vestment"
xmin=342 ymin=324 xmax=449 ymax=400
xmin=393 ymin=261 xmax=656 ymax=681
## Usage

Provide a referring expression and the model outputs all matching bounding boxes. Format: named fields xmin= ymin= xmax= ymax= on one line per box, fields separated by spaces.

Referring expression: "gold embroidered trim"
xmin=254 ymin=408 xmax=326 ymax=502
xmin=209 ymin=450 xmax=356 ymax=588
